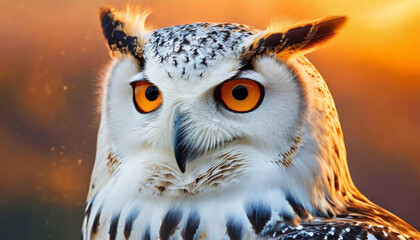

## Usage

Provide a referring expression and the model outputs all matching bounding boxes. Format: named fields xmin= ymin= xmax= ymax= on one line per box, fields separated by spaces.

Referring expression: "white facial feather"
xmin=82 ymin=8 xmax=420 ymax=240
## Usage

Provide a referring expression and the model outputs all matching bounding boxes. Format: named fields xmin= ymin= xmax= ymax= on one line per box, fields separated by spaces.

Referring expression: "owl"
xmin=82 ymin=6 xmax=420 ymax=240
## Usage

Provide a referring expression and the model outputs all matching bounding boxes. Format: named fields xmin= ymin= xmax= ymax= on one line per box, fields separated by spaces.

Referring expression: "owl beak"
xmin=173 ymin=113 xmax=197 ymax=173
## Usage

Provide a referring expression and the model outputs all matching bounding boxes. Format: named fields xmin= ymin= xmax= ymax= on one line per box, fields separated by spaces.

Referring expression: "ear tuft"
xmin=118 ymin=5 xmax=151 ymax=38
xmin=99 ymin=6 xmax=146 ymax=64
xmin=259 ymin=16 xmax=347 ymax=59
xmin=301 ymin=16 xmax=347 ymax=51
xmin=99 ymin=7 xmax=115 ymax=26
xmin=100 ymin=7 xmax=122 ymax=50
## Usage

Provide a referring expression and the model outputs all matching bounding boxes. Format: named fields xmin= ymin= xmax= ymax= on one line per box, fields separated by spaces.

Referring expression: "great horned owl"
xmin=81 ymin=6 xmax=420 ymax=240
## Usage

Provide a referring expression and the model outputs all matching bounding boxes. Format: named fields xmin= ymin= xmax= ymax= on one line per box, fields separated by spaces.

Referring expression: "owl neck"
xmin=279 ymin=56 xmax=366 ymax=217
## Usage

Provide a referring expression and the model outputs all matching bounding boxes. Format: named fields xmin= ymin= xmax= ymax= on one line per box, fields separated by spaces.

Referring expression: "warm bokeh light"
xmin=0 ymin=0 xmax=419 ymax=238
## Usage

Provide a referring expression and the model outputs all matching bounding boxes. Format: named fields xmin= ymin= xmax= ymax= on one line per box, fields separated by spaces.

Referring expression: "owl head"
xmin=91 ymin=6 xmax=349 ymax=212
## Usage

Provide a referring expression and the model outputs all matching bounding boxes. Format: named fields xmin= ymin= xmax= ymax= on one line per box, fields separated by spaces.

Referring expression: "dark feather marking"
xmin=245 ymin=201 xmax=272 ymax=234
xmin=341 ymin=225 xmax=361 ymax=240
xmin=142 ymin=225 xmax=151 ymax=240
xmin=159 ymin=208 xmax=183 ymax=240
xmin=85 ymin=202 xmax=93 ymax=222
xmin=272 ymin=222 xmax=362 ymax=240
xmin=99 ymin=7 xmax=144 ymax=66
xmin=313 ymin=209 xmax=326 ymax=218
xmin=334 ymin=144 xmax=340 ymax=157
xmin=358 ymin=228 xmax=368 ymax=240
xmin=326 ymin=224 xmax=347 ymax=239
xmin=284 ymin=25 xmax=312 ymax=46
xmin=311 ymin=235 xmax=327 ymax=240
xmin=85 ymin=194 xmax=97 ymax=226
xmin=385 ymin=230 xmax=403 ymax=240
xmin=263 ymin=33 xmax=284 ymax=48
xmin=371 ymin=231 xmax=388 ymax=240
xmin=285 ymin=193 xmax=310 ymax=219
xmin=124 ymin=207 xmax=140 ymax=239
xmin=370 ymin=226 xmax=401 ymax=240
xmin=270 ymin=219 xmax=413 ymax=240
xmin=303 ymin=16 xmax=347 ymax=50
xmin=91 ymin=204 xmax=104 ymax=235
xmin=334 ymin=173 xmax=340 ymax=191
xmin=109 ymin=212 xmax=120 ymax=240
xmin=238 ymin=56 xmax=255 ymax=72
xmin=257 ymin=16 xmax=347 ymax=57
xmin=226 ymin=217 xmax=243 ymax=240
xmin=280 ymin=212 xmax=299 ymax=226
xmin=181 ymin=211 xmax=200 ymax=240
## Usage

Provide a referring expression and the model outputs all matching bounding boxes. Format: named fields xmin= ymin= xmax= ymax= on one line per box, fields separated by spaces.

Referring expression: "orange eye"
xmin=131 ymin=81 xmax=162 ymax=113
xmin=216 ymin=79 xmax=264 ymax=113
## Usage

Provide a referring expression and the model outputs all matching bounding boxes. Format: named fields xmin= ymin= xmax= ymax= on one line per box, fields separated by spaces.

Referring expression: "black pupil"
xmin=232 ymin=85 xmax=248 ymax=100
xmin=145 ymin=86 xmax=159 ymax=101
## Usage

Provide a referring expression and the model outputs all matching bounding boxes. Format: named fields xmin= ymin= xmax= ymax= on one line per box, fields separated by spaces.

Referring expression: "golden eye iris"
xmin=216 ymin=79 xmax=264 ymax=113
xmin=131 ymin=81 xmax=162 ymax=113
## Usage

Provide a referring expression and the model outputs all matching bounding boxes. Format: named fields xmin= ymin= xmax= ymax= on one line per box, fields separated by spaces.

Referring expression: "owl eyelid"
xmin=129 ymin=79 xmax=151 ymax=87
xmin=128 ymin=71 xmax=149 ymax=84
xmin=230 ymin=69 xmax=266 ymax=85
xmin=220 ymin=77 xmax=260 ymax=85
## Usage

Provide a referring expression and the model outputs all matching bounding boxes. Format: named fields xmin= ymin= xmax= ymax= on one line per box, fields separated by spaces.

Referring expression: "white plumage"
xmin=81 ymin=6 xmax=420 ymax=240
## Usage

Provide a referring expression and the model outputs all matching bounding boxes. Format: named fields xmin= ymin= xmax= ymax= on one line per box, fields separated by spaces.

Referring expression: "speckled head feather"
xmin=143 ymin=22 xmax=258 ymax=80
xmin=83 ymin=6 xmax=420 ymax=240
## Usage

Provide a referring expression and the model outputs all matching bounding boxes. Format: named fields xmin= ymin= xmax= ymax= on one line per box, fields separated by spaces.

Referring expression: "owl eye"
xmin=215 ymin=79 xmax=264 ymax=113
xmin=131 ymin=81 xmax=162 ymax=113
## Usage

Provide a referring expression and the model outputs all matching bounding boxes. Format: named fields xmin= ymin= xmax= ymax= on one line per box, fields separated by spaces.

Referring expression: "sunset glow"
xmin=0 ymin=0 xmax=419 ymax=238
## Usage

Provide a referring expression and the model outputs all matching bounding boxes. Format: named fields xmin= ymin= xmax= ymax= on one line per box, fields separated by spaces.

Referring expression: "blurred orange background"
xmin=0 ymin=0 xmax=419 ymax=239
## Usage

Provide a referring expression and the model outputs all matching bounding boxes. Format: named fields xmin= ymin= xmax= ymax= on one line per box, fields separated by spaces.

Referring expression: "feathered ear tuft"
xmin=116 ymin=5 xmax=151 ymax=38
xmin=246 ymin=16 xmax=347 ymax=60
xmin=99 ymin=6 xmax=150 ymax=64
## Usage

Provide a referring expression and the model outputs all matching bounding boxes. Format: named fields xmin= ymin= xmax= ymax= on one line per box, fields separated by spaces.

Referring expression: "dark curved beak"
xmin=173 ymin=113 xmax=237 ymax=173
xmin=173 ymin=113 xmax=199 ymax=173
